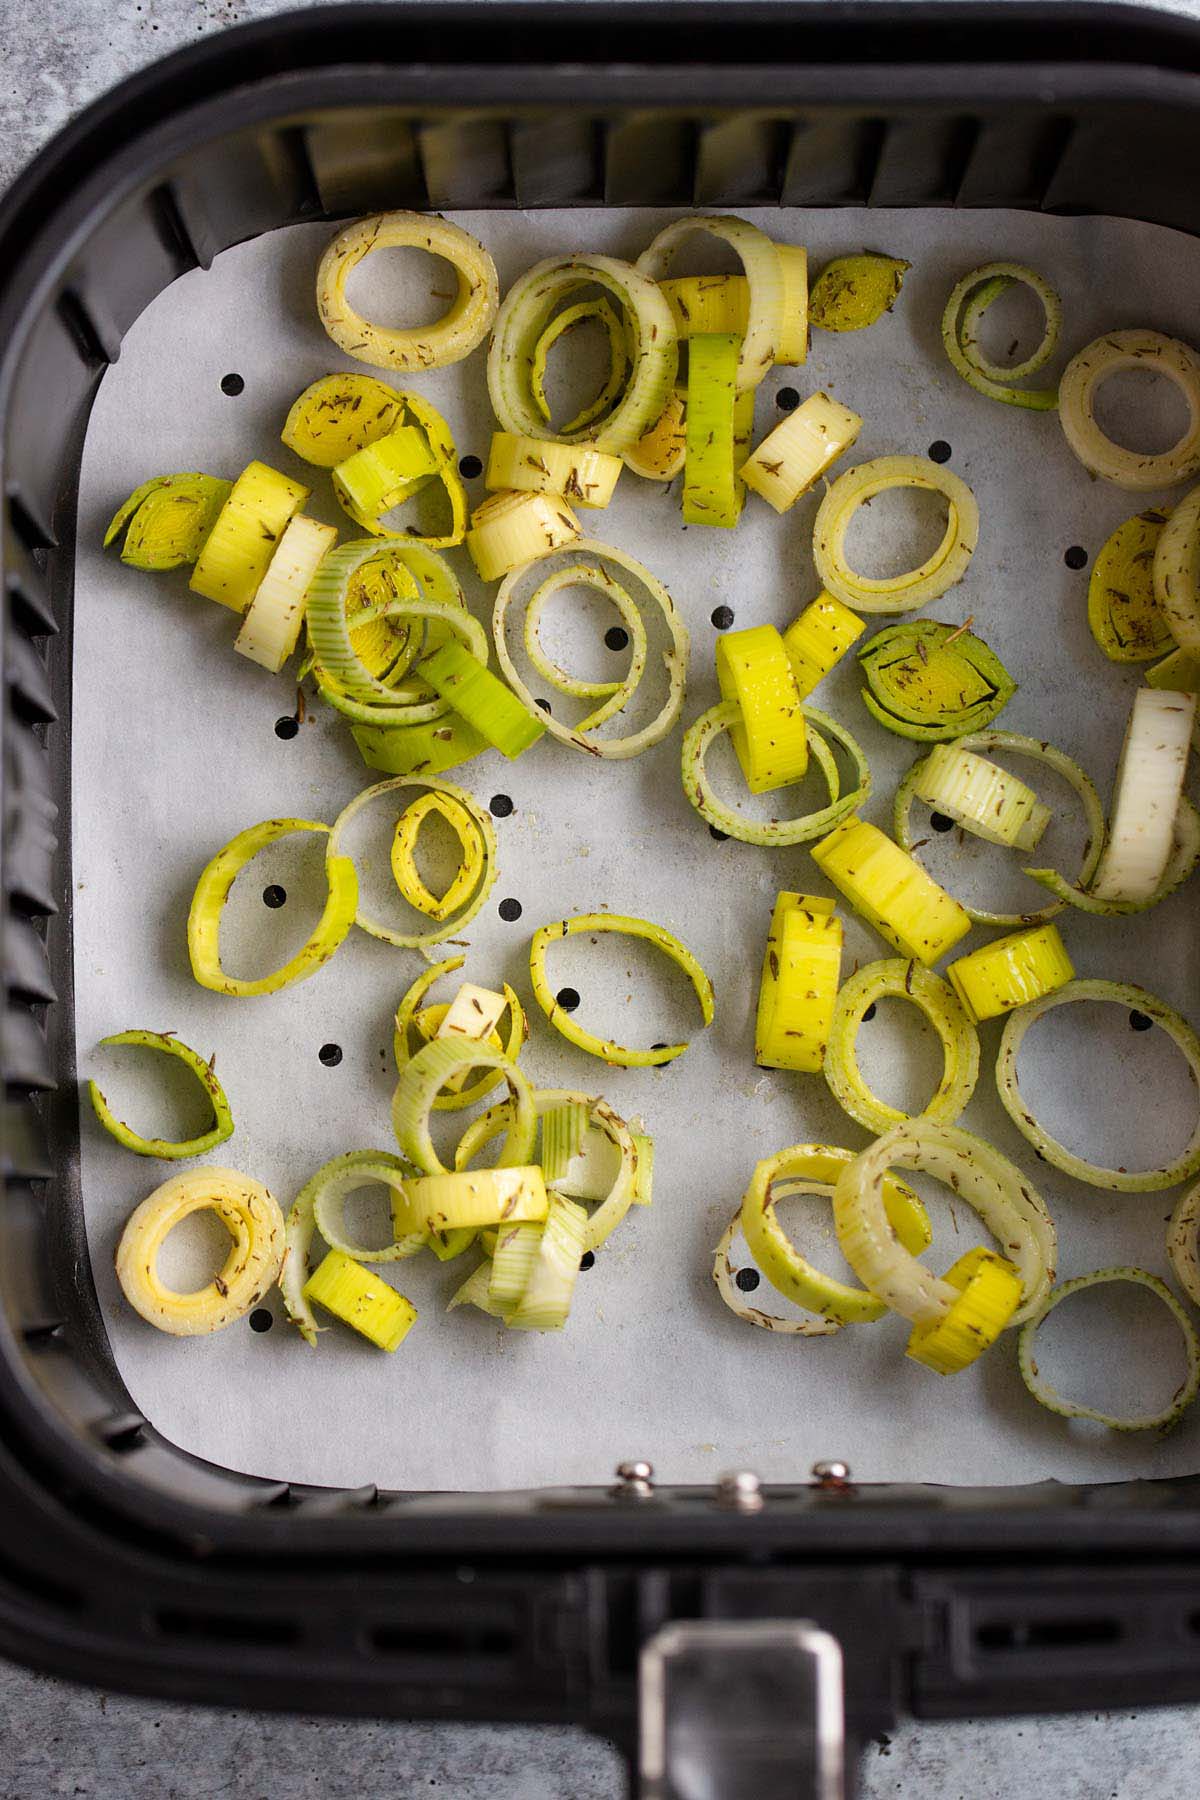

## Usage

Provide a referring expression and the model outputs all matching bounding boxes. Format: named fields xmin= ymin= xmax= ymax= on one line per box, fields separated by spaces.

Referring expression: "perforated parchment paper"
xmin=72 ymin=206 xmax=1200 ymax=1492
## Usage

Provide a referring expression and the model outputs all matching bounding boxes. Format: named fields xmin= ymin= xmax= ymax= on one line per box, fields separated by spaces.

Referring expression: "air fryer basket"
xmin=5 ymin=4 xmax=1200 ymax=1790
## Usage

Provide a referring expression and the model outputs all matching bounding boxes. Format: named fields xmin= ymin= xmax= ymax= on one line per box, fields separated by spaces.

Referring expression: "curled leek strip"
xmin=234 ymin=515 xmax=338 ymax=674
xmin=529 ymin=913 xmax=714 ymax=1068
xmin=809 ymin=254 xmax=910 ymax=333
xmin=104 ymin=472 xmax=232 ymax=570
xmin=1090 ymin=687 xmax=1197 ymax=904
xmin=328 ymin=775 xmax=497 ymax=951
xmin=1154 ymin=482 xmax=1200 ymax=652
xmin=466 ymin=490 xmax=582 ymax=583
xmin=716 ymin=624 xmax=808 ymax=792
xmin=116 ymin=1169 xmax=284 ymax=1337
xmin=507 ymin=1195 xmax=588 ymax=1331
xmin=307 ymin=539 xmax=482 ymax=720
xmin=304 ymin=1251 xmax=417 ymax=1353
xmin=390 ymin=790 xmax=486 ymax=921
xmin=712 ymin=1210 xmax=841 ymax=1336
xmin=395 ymin=1167 xmax=549 ymax=1237
xmin=832 ymin=1120 xmax=1056 ymax=1330
xmin=455 ymin=1089 xmax=637 ymax=1254
xmin=1168 ymin=1180 xmax=1200 ymax=1310
xmin=908 ymin=743 xmax=1049 ymax=851
xmin=681 ymin=699 xmax=869 ymax=846
xmin=893 ymin=729 xmax=1106 ymax=929
xmin=741 ymin=392 xmax=862 ymax=515
xmin=635 ymin=214 xmax=785 ymax=392
xmin=187 ymin=818 xmax=358 ymax=998
xmin=946 ymin=923 xmax=1074 ymax=1024
xmin=493 ymin=541 xmax=690 ymax=759
xmin=812 ymin=457 xmax=980 ymax=614
xmin=393 ymin=957 xmax=527 ymax=1114
xmin=1087 ymin=508 xmax=1174 ymax=663
xmin=522 ymin=563 xmax=648 ymax=733
xmin=485 ymin=432 xmax=623 ymax=510
xmin=907 ymin=1248 xmax=1024 ymax=1375
xmin=740 ymin=1144 xmax=932 ymax=1327
xmin=308 ymin=1150 xmax=427 ymax=1264
xmin=624 ymin=390 xmax=687 ymax=482
xmin=823 ymin=959 xmax=980 ymax=1135
xmin=488 ymin=253 xmax=677 ymax=451
xmin=1018 ymin=1270 xmax=1200 ymax=1431
xmin=755 ymin=893 xmax=842 ymax=1075
xmin=995 ymin=979 xmax=1200 ymax=1193
xmin=89 ymin=1030 xmax=233 ymax=1160
xmin=858 ymin=620 xmax=1016 ymax=742
xmin=281 ymin=372 xmax=406 ymax=468
xmin=810 ymin=816 xmax=971 ymax=966
xmin=393 ymin=1036 xmax=538 ymax=1176
xmin=316 ymin=211 xmax=499 ymax=372
xmin=530 ymin=297 xmax=630 ymax=437
xmin=189 ymin=461 xmax=310 ymax=613
xmin=940 ymin=263 xmax=1061 ymax=409
xmin=1059 ymin=330 xmax=1200 ymax=491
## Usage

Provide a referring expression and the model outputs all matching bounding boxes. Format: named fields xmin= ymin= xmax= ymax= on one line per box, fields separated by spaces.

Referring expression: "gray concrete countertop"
xmin=3 ymin=0 xmax=1200 ymax=1793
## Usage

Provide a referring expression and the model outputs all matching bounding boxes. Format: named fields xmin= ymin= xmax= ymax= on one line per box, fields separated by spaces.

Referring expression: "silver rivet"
xmin=716 ymin=1469 xmax=764 ymax=1511
xmin=612 ymin=1459 xmax=655 ymax=1499
xmin=811 ymin=1459 xmax=851 ymax=1488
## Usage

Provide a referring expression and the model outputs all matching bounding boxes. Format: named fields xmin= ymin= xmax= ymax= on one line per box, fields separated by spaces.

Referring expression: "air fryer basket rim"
xmin=4 ymin=0 xmax=1200 ymax=1744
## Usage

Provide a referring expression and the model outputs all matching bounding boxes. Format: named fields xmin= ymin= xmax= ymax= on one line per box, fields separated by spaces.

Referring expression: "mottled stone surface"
xmin=3 ymin=0 xmax=1200 ymax=1792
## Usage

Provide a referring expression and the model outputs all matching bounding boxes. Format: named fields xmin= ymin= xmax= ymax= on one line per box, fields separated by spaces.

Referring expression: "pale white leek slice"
xmin=117 ymin=1168 xmax=284 ymax=1337
xmin=1090 ymin=687 xmax=1196 ymax=902
xmin=1059 ymin=330 xmax=1200 ymax=491
xmin=235 ymin=515 xmax=337 ymax=673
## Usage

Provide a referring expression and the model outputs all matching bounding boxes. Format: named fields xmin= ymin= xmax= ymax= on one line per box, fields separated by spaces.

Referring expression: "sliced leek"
xmin=351 ymin=715 xmax=488 ymax=778
xmin=316 ymin=211 xmax=498 ymax=371
xmin=393 ymin=1036 xmax=537 ymax=1176
xmin=529 ymin=913 xmax=714 ymax=1068
xmin=493 ymin=541 xmax=690 ymax=759
xmin=304 ymin=1250 xmax=418 ymax=1351
xmin=234 ymin=514 xmax=337 ymax=673
xmin=116 ymin=1168 xmax=284 ymax=1336
xmin=308 ymin=1150 xmax=426 ymax=1263
xmin=467 ymin=490 xmax=582 ymax=582
xmin=1029 ymin=799 xmax=1200 ymax=916
xmin=1018 ymin=1269 xmax=1200 ymax=1430
xmin=331 ymin=426 xmax=438 ymax=520
xmin=624 ymin=390 xmax=688 ymax=482
xmin=635 ymin=214 xmax=785 ymax=391
xmin=740 ymin=1144 xmax=931 ymax=1326
xmin=1089 ymin=687 xmax=1196 ymax=903
xmin=715 ymin=624 xmax=809 ymax=792
xmin=390 ymin=791 xmax=487 ymax=920
xmin=810 ymin=816 xmax=971 ymax=965
xmin=941 ymin=263 xmax=1061 ymax=409
xmin=782 ymin=594 xmax=865 ymax=698
xmin=1153 ymin=481 xmax=1200 ymax=652
xmin=946 ymin=923 xmax=1074 ymax=1024
xmin=541 ymin=1099 xmax=590 ymax=1183
xmin=531 ymin=296 xmax=630 ymax=437
xmin=395 ymin=1166 xmax=548 ymax=1236
xmin=908 ymin=743 xmax=1049 ymax=850
xmin=809 ymin=254 xmax=909 ymax=332
xmin=681 ymin=699 xmax=870 ymax=845
xmin=833 ymin=1120 xmax=1056 ymax=1329
xmin=507 ymin=1195 xmax=588 ymax=1331
xmin=893 ymin=730 xmax=1106 ymax=929
xmin=906 ymin=1247 xmax=1023 ymax=1375
xmin=281 ymin=372 xmax=406 ymax=467
xmin=105 ymin=472 xmax=232 ymax=569
xmin=328 ymin=775 xmax=497 ymax=950
xmin=190 ymin=461 xmax=310 ymax=612
xmin=1059 ymin=330 xmax=1200 ymax=490
xmin=394 ymin=956 xmax=527 ymax=1112
xmin=660 ymin=275 xmax=749 ymax=339
xmin=996 ymin=978 xmax=1200 ymax=1192
xmin=824 ymin=959 xmax=980 ymax=1134
xmin=813 ymin=457 xmax=979 ymax=613
xmin=741 ymin=392 xmax=863 ymax=514
xmin=188 ymin=818 xmax=358 ymax=997
xmin=858 ymin=619 xmax=1015 ymax=741
xmin=682 ymin=332 xmax=742 ymax=529
xmin=485 ymin=432 xmax=622 ymax=510
xmin=416 ymin=637 xmax=546 ymax=759
xmin=522 ymin=562 xmax=647 ymax=733
xmin=1088 ymin=509 xmax=1173 ymax=663
xmin=775 ymin=244 xmax=810 ymax=364
xmin=89 ymin=1029 xmax=233 ymax=1160
xmin=488 ymin=253 xmax=677 ymax=451
xmin=754 ymin=893 xmax=842 ymax=1074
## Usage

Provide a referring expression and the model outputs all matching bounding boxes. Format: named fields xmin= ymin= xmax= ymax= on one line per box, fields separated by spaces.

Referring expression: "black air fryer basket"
xmin=3 ymin=7 xmax=1200 ymax=1795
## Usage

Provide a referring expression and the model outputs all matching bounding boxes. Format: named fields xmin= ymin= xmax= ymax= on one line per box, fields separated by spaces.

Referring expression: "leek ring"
xmin=89 ymin=1030 xmax=234 ymax=1160
xmin=529 ymin=913 xmax=714 ymax=1068
xmin=116 ymin=1168 xmax=284 ymax=1337
xmin=316 ymin=211 xmax=499 ymax=372
xmin=1018 ymin=1269 xmax=1200 ymax=1431
xmin=823 ymin=960 xmax=980 ymax=1135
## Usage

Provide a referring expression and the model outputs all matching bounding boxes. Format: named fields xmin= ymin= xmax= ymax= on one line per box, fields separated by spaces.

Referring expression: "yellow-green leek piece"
xmin=303 ymin=1249 xmax=417 ymax=1352
xmin=808 ymin=254 xmax=910 ymax=331
xmin=681 ymin=699 xmax=869 ymax=845
xmin=1087 ymin=509 xmax=1174 ymax=662
xmin=507 ymin=1195 xmax=588 ymax=1330
xmin=682 ymin=332 xmax=742 ymax=528
xmin=530 ymin=297 xmax=631 ymax=437
xmin=416 ymin=638 xmax=546 ymax=759
xmin=824 ymin=962 xmax=980 ymax=1136
xmin=281 ymin=372 xmax=406 ymax=467
xmin=393 ymin=1036 xmax=538 ymax=1176
xmin=105 ymin=473 xmax=232 ymax=570
xmin=858 ymin=619 xmax=1015 ymax=741
xmin=528 ymin=913 xmax=714 ymax=1068
xmin=88 ymin=1029 xmax=233 ymax=1159
xmin=941 ymin=263 xmax=1061 ymax=409
xmin=188 ymin=818 xmax=358 ymax=998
